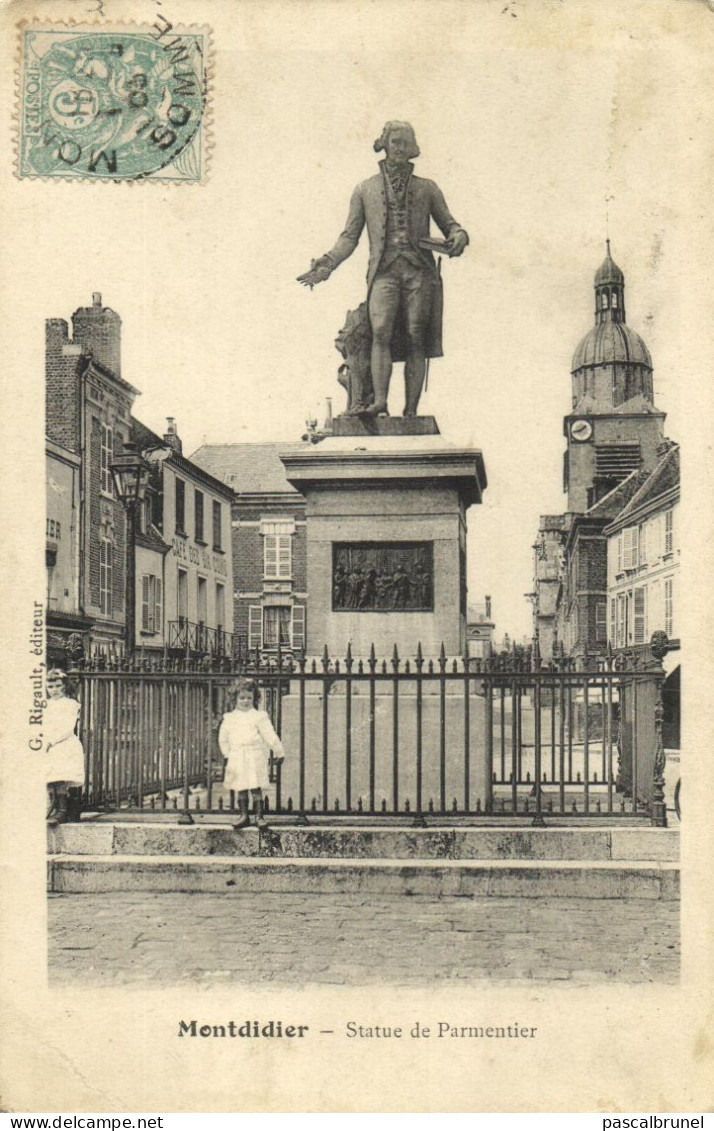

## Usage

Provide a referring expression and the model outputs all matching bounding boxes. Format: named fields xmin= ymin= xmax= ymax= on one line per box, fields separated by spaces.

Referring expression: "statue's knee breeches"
xmin=403 ymin=323 xmax=429 ymax=353
xmin=402 ymin=269 xmax=434 ymax=347
xmin=369 ymin=274 xmax=400 ymax=342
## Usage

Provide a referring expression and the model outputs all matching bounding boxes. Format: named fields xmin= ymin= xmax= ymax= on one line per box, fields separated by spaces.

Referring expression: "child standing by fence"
xmin=45 ymin=669 xmax=85 ymax=825
xmin=218 ymin=679 xmax=286 ymax=830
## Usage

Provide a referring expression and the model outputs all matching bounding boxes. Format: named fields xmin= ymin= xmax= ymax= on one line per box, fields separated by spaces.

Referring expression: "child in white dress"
xmin=218 ymin=679 xmax=286 ymax=829
xmin=45 ymin=669 xmax=85 ymax=824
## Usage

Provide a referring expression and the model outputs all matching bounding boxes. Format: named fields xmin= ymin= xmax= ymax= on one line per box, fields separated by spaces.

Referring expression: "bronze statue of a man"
xmin=298 ymin=121 xmax=469 ymax=417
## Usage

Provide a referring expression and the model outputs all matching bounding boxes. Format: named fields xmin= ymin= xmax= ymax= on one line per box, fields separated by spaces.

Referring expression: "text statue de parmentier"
xmin=298 ymin=121 xmax=469 ymax=418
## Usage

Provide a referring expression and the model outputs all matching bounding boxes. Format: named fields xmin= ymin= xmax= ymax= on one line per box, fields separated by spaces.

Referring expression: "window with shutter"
xmin=650 ymin=579 xmax=662 ymax=633
xmin=665 ymin=509 xmax=674 ymax=554
xmin=140 ymin=575 xmax=162 ymax=633
xmin=633 ymin=586 xmax=647 ymax=644
xmin=292 ymin=605 xmax=306 ymax=651
xmin=622 ymin=526 xmax=639 ymax=569
xmin=609 ymin=597 xmax=616 ymax=644
xmin=664 ymin=578 xmax=673 ymax=637
xmin=278 ymin=538 xmax=291 ymax=576
xmin=616 ymin=594 xmax=626 ymax=648
xmin=264 ymin=535 xmax=278 ymax=577
xmin=194 ymin=490 xmax=204 ymax=541
xmin=177 ymin=569 xmax=188 ymax=622
xmin=101 ymin=424 xmax=113 ymax=496
xmin=264 ymin=533 xmax=292 ymax=579
xmin=215 ymin=583 xmax=225 ymax=630
xmin=141 ymin=575 xmax=150 ymax=631
xmin=638 ymin=523 xmax=647 ymax=566
xmin=213 ymin=501 xmax=222 ymax=550
xmin=175 ymin=478 xmax=185 ymax=533
xmin=263 ymin=606 xmax=291 ymax=648
xmin=248 ymin=605 xmax=262 ymax=651
xmin=100 ymin=539 xmax=113 ymax=616
xmin=197 ymin=576 xmax=207 ymax=625
xmin=154 ymin=578 xmax=162 ymax=635
xmin=596 ymin=601 xmax=607 ymax=643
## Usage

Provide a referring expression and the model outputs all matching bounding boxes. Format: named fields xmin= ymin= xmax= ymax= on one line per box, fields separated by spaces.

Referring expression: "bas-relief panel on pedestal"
xmin=332 ymin=542 xmax=433 ymax=612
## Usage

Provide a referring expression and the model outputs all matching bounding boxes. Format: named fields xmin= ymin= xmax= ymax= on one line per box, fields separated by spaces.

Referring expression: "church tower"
xmin=563 ymin=242 xmax=665 ymax=513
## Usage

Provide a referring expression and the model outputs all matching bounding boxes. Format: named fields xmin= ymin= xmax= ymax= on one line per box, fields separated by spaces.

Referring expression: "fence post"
xmin=412 ymin=643 xmax=426 ymax=827
xmin=178 ymin=675 xmax=194 ymax=824
xmin=649 ymin=632 xmax=669 ymax=828
xmin=531 ymin=670 xmax=545 ymax=827
xmin=483 ymin=671 xmax=492 ymax=815
xmin=295 ymin=652 xmax=309 ymax=825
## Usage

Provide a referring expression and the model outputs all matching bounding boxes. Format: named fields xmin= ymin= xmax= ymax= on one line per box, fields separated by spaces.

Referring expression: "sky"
xmin=5 ymin=0 xmax=708 ymax=645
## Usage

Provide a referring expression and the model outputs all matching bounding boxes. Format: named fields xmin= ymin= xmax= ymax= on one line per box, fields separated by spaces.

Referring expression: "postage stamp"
xmin=17 ymin=19 xmax=209 ymax=182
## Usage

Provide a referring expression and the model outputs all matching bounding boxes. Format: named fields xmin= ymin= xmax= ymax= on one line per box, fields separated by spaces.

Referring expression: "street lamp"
xmin=111 ymin=442 xmax=151 ymax=657
xmin=111 ymin=440 xmax=174 ymax=656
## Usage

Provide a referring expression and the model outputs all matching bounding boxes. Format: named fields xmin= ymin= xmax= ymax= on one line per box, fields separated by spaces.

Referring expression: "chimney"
xmin=485 ymin=595 xmax=492 ymax=620
xmin=163 ymin=417 xmax=182 ymax=455
xmin=45 ymin=318 xmax=69 ymax=353
xmin=71 ymin=293 xmax=122 ymax=377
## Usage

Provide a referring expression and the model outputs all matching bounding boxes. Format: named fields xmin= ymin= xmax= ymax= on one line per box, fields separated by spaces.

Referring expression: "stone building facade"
xmin=605 ymin=444 xmax=679 ymax=653
xmin=605 ymin=443 xmax=680 ymax=747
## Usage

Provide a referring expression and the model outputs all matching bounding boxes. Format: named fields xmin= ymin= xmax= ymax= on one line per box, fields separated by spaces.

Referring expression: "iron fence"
xmin=72 ymin=641 xmax=668 ymax=826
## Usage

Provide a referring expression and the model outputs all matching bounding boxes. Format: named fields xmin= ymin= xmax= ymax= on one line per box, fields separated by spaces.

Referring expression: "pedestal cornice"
xmin=281 ymin=437 xmax=487 ymax=508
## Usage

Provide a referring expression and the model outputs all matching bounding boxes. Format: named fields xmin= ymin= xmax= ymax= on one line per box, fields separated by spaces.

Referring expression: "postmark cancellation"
xmin=17 ymin=18 xmax=210 ymax=183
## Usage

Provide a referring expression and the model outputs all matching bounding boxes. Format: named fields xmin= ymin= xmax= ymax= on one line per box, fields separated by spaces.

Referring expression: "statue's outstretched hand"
xmin=297 ymin=257 xmax=333 ymax=288
xmin=445 ymin=230 xmax=469 ymax=257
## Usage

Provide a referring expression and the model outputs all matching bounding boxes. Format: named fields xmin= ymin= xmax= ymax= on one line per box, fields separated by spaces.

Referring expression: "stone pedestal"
xmin=281 ymin=420 xmax=487 ymax=660
xmin=332 ymin=414 xmax=440 ymax=437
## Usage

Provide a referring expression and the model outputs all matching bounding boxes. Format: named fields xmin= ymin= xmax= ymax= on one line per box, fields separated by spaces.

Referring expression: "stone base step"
xmin=47 ymin=854 xmax=679 ymax=899
xmin=48 ymin=822 xmax=678 ymax=862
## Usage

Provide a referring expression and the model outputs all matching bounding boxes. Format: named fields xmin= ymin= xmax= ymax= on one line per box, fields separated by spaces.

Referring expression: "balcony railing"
xmin=167 ymin=619 xmax=246 ymax=661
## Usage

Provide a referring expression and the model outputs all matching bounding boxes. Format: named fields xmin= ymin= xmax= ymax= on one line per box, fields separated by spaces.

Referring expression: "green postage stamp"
xmin=17 ymin=19 xmax=209 ymax=182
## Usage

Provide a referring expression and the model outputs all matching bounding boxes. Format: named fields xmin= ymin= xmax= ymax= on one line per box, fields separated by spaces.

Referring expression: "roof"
xmin=130 ymin=417 xmax=234 ymax=499
xmin=572 ymin=392 xmax=662 ymax=416
xmin=571 ymin=320 xmax=652 ymax=372
xmin=190 ymin=442 xmax=307 ymax=495
xmin=594 ymin=243 xmax=625 ymax=287
xmin=609 ymin=444 xmax=679 ymax=527
xmin=587 ymin=467 xmax=652 ymax=520
xmin=135 ymin=527 xmax=172 ymax=555
xmin=87 ymin=356 xmax=141 ymax=397
xmin=467 ymin=605 xmax=494 ymax=625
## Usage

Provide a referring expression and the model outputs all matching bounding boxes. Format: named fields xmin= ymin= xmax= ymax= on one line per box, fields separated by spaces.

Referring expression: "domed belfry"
xmin=571 ymin=240 xmax=654 ymax=410
xmin=564 ymin=242 xmax=665 ymax=513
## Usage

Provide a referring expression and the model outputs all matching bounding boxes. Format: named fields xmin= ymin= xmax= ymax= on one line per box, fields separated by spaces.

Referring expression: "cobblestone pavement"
xmin=48 ymin=893 xmax=679 ymax=986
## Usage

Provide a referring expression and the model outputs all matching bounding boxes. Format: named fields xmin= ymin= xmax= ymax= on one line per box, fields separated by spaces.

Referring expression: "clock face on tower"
xmin=569 ymin=418 xmax=593 ymax=443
